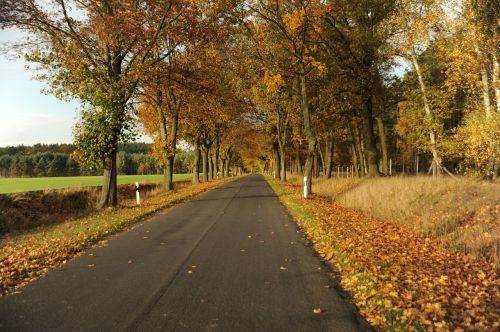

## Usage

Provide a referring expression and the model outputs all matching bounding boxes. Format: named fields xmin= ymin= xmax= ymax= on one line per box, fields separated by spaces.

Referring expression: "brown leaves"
xmin=0 ymin=178 xmax=235 ymax=297
xmin=270 ymin=179 xmax=500 ymax=331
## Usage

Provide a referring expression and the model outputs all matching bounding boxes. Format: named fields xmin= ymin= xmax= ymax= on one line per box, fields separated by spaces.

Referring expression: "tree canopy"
xmin=2 ymin=0 xmax=498 ymax=204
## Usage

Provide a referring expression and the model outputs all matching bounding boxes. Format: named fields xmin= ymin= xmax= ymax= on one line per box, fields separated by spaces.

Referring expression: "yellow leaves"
xmin=283 ymin=9 xmax=305 ymax=34
xmin=437 ymin=275 xmax=448 ymax=284
xmin=268 ymin=178 xmax=500 ymax=331
xmin=1 ymin=178 xmax=235 ymax=296
xmin=263 ymin=68 xmax=284 ymax=93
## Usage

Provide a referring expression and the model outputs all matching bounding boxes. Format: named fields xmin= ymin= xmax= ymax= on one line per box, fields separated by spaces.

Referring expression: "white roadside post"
xmin=135 ymin=182 xmax=141 ymax=205
xmin=303 ymin=176 xmax=308 ymax=199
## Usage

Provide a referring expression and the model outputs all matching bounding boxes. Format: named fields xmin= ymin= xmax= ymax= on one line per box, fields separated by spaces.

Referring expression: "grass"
xmin=286 ymin=173 xmax=500 ymax=266
xmin=267 ymin=177 xmax=499 ymax=330
xmin=0 ymin=176 xmax=236 ymax=296
xmin=0 ymin=174 xmax=192 ymax=194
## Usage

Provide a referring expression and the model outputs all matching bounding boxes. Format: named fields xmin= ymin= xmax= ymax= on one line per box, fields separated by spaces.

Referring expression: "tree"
xmin=4 ymin=0 xmax=177 ymax=207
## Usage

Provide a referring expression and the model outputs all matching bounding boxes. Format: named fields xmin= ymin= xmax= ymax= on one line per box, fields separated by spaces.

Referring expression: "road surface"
xmin=0 ymin=174 xmax=370 ymax=331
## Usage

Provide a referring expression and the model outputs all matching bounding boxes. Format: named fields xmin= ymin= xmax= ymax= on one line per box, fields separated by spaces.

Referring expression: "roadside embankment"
xmin=268 ymin=177 xmax=499 ymax=331
xmin=286 ymin=174 xmax=499 ymax=266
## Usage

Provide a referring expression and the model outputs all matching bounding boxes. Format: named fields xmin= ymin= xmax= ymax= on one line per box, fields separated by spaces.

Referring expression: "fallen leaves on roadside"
xmin=0 ymin=178 xmax=235 ymax=296
xmin=269 ymin=179 xmax=500 ymax=331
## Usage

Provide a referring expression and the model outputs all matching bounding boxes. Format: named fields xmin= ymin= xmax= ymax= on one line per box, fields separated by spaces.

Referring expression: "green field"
xmin=0 ymin=174 xmax=192 ymax=194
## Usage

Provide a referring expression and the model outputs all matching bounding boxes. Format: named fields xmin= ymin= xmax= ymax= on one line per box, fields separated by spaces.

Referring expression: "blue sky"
xmin=0 ymin=28 xmax=79 ymax=147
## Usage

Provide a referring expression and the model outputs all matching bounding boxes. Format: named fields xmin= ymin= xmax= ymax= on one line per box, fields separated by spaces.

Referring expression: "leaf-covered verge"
xmin=0 ymin=177 xmax=236 ymax=296
xmin=285 ymin=173 xmax=500 ymax=267
xmin=267 ymin=177 xmax=499 ymax=331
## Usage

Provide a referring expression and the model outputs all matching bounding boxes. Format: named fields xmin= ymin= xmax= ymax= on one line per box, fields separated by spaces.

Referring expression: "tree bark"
xmin=208 ymin=151 xmax=213 ymax=181
xmin=279 ymin=144 xmax=286 ymax=181
xmin=360 ymin=92 xmax=380 ymax=177
xmin=351 ymin=121 xmax=365 ymax=176
xmin=313 ymin=149 xmax=319 ymax=178
xmin=325 ymin=137 xmax=333 ymax=179
xmin=318 ymin=142 xmax=325 ymax=176
xmin=295 ymin=147 xmax=302 ymax=174
xmin=299 ymin=67 xmax=316 ymax=197
xmin=192 ymin=139 xmax=200 ymax=184
xmin=168 ymin=105 xmax=179 ymax=189
xmin=220 ymin=158 xmax=226 ymax=177
xmin=155 ymin=89 xmax=171 ymax=190
xmin=411 ymin=49 xmax=442 ymax=176
xmin=100 ymin=149 xmax=118 ymax=208
xmin=276 ymin=107 xmax=289 ymax=181
xmin=475 ymin=44 xmax=492 ymax=118
xmin=224 ymin=157 xmax=230 ymax=177
xmin=493 ymin=54 xmax=499 ymax=113
xmin=214 ymin=132 xmax=220 ymax=178
xmin=202 ymin=145 xmax=209 ymax=182
xmin=376 ymin=116 xmax=389 ymax=175
xmin=165 ymin=90 xmax=180 ymax=190
xmin=272 ymin=138 xmax=280 ymax=179
xmin=351 ymin=144 xmax=360 ymax=177
xmin=165 ymin=155 xmax=174 ymax=190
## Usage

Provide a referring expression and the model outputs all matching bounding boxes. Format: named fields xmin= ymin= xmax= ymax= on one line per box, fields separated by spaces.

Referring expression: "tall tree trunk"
xmin=360 ymin=93 xmax=380 ymax=177
xmin=318 ymin=142 xmax=325 ymax=176
xmin=411 ymin=49 xmax=442 ymax=176
xmin=295 ymin=147 xmax=302 ymax=174
xmin=100 ymin=149 xmax=118 ymax=208
xmin=351 ymin=144 xmax=360 ymax=177
xmin=214 ymin=133 xmax=220 ymax=178
xmin=165 ymin=99 xmax=179 ymax=190
xmin=359 ymin=45 xmax=380 ymax=178
xmin=157 ymin=88 xmax=180 ymax=191
xmin=220 ymin=158 xmax=226 ymax=177
xmin=224 ymin=156 xmax=230 ymax=177
xmin=279 ymin=144 xmax=286 ymax=181
xmin=276 ymin=108 xmax=289 ymax=181
xmin=299 ymin=67 xmax=316 ymax=197
xmin=202 ymin=146 xmax=209 ymax=182
xmin=475 ymin=44 xmax=492 ymax=118
xmin=208 ymin=151 xmax=213 ymax=181
xmin=165 ymin=155 xmax=174 ymax=190
xmin=192 ymin=139 xmax=200 ymax=184
xmin=493 ymin=54 xmax=499 ymax=113
xmin=272 ymin=139 xmax=280 ymax=179
xmin=313 ymin=149 xmax=319 ymax=178
xmin=325 ymin=137 xmax=333 ymax=179
xmin=351 ymin=121 xmax=365 ymax=176
xmin=155 ymin=89 xmax=170 ymax=190
xmin=376 ymin=116 xmax=389 ymax=175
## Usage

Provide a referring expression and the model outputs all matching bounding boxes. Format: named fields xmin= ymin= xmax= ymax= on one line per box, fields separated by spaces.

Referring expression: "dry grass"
xmin=286 ymin=173 xmax=500 ymax=266
xmin=0 ymin=182 xmax=173 ymax=235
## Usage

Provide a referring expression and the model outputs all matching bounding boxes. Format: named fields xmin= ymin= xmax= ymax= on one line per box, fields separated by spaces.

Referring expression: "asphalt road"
xmin=0 ymin=174 xmax=370 ymax=332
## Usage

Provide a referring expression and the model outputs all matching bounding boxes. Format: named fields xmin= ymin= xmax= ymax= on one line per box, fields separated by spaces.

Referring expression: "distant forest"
xmin=0 ymin=143 xmax=193 ymax=177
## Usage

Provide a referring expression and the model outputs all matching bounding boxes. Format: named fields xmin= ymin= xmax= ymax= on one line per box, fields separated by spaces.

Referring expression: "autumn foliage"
xmin=269 ymin=178 xmax=499 ymax=330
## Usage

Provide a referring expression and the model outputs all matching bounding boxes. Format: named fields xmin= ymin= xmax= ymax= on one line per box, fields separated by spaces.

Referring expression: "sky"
xmin=0 ymin=28 xmax=81 ymax=147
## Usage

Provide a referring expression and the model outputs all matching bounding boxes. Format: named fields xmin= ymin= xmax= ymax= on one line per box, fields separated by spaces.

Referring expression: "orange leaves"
xmin=0 ymin=178 xmax=235 ymax=297
xmin=263 ymin=68 xmax=284 ymax=93
xmin=283 ymin=9 xmax=306 ymax=34
xmin=269 ymin=179 xmax=500 ymax=331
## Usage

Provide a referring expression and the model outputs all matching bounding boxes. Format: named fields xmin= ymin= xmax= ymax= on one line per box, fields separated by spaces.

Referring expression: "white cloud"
xmin=0 ymin=111 xmax=76 ymax=146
